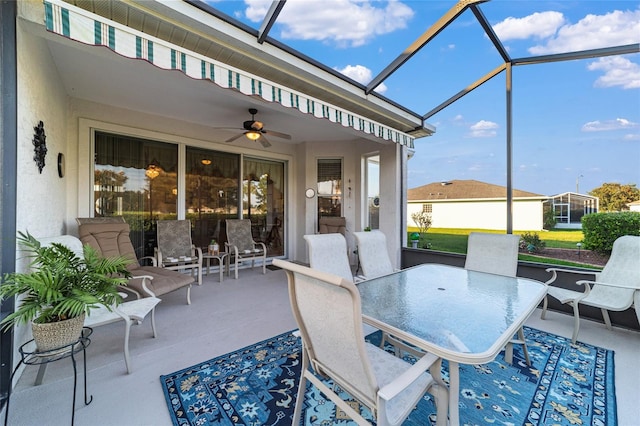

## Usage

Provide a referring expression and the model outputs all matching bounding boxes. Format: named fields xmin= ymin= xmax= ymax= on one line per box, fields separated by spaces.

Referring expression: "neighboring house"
xmin=628 ymin=200 xmax=640 ymax=212
xmin=407 ymin=180 xmax=548 ymax=231
xmin=547 ymin=192 xmax=598 ymax=229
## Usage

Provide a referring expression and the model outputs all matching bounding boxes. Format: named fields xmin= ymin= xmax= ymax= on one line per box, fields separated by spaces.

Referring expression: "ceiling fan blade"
xmin=259 ymin=136 xmax=272 ymax=148
xmin=264 ymin=130 xmax=291 ymax=140
xmin=225 ymin=133 xmax=244 ymax=143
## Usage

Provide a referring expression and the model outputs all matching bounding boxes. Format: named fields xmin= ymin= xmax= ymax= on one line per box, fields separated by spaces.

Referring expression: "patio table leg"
xmin=449 ymin=361 xmax=460 ymax=426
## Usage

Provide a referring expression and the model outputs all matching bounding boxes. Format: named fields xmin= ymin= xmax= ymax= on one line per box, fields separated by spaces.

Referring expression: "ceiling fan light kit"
xmin=245 ymin=131 xmax=261 ymax=141
xmin=222 ymin=108 xmax=291 ymax=148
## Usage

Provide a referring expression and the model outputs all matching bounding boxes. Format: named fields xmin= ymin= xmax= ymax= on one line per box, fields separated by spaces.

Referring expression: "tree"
xmin=589 ymin=183 xmax=640 ymax=212
xmin=411 ymin=211 xmax=432 ymax=235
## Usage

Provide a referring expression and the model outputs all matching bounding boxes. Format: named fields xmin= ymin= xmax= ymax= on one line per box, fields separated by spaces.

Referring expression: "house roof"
xmin=408 ymin=180 xmax=545 ymax=201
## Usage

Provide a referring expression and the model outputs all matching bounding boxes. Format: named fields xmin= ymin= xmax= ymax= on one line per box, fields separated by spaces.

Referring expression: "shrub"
xmin=582 ymin=211 xmax=640 ymax=254
xmin=543 ymin=207 xmax=556 ymax=230
xmin=519 ymin=232 xmax=546 ymax=253
xmin=411 ymin=211 xmax=432 ymax=235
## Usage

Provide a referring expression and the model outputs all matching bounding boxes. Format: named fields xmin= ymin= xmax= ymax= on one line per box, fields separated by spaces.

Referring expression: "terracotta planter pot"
xmin=31 ymin=313 xmax=85 ymax=352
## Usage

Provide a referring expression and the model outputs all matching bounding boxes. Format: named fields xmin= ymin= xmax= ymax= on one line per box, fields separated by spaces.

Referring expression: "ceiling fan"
xmin=224 ymin=108 xmax=291 ymax=148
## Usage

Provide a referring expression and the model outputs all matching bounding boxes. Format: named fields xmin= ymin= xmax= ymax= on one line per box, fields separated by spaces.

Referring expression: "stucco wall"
xmin=17 ymin=23 xmax=69 ymax=240
xmin=408 ymin=199 xmax=544 ymax=231
xmin=13 ymin=17 xmax=70 ymax=375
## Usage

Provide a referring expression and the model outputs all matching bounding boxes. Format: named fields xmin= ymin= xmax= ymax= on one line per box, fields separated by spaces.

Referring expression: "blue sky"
xmin=207 ymin=1 xmax=639 ymax=196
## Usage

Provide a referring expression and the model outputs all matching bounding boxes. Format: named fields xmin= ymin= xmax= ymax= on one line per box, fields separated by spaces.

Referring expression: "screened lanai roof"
xmin=65 ymin=0 xmax=638 ymax=129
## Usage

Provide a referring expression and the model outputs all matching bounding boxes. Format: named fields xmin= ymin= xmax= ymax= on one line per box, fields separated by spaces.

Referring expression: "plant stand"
xmin=4 ymin=327 xmax=93 ymax=426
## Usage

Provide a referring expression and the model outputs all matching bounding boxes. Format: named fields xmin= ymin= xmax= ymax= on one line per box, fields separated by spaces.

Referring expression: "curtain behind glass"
xmin=94 ymin=132 xmax=177 ymax=258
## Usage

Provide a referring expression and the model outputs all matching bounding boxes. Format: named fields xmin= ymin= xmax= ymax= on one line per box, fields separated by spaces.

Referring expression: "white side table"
xmin=83 ymin=296 xmax=160 ymax=374
xmin=202 ymin=252 xmax=229 ymax=282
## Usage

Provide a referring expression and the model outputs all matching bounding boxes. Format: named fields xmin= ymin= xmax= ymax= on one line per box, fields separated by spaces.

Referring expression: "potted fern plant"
xmin=0 ymin=232 xmax=131 ymax=352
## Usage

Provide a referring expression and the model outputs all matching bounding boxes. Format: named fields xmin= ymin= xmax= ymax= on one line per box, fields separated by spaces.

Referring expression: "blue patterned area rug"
xmin=160 ymin=327 xmax=615 ymax=425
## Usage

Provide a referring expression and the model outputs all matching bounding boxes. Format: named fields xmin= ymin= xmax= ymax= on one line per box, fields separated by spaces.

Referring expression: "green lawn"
xmin=407 ymin=228 xmax=594 ymax=268
xmin=408 ymin=228 xmax=584 ymax=250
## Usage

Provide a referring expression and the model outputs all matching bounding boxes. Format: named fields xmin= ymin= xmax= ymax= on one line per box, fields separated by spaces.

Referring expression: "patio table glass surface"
xmin=358 ymin=263 xmax=547 ymax=363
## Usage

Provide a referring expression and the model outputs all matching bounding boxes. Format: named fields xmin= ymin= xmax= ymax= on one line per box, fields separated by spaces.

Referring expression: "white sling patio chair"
xmin=225 ymin=219 xmax=266 ymax=279
xmin=273 ymin=259 xmax=448 ymax=426
xmin=156 ymin=220 xmax=203 ymax=286
xmin=541 ymin=235 xmax=640 ymax=343
xmin=353 ymin=230 xmax=395 ymax=279
xmin=465 ymin=232 xmax=530 ymax=365
xmin=353 ymin=230 xmax=415 ymax=356
xmin=303 ymin=233 xmax=362 ymax=282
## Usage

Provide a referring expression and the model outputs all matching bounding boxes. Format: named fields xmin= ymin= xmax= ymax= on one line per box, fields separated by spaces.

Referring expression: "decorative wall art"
xmin=32 ymin=121 xmax=47 ymax=173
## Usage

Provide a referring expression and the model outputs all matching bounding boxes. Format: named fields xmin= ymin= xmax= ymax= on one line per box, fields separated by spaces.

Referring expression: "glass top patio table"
xmin=358 ymin=263 xmax=547 ymax=364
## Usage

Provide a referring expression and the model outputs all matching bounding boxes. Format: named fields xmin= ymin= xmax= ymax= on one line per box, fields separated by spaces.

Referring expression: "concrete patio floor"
xmin=3 ymin=266 xmax=639 ymax=425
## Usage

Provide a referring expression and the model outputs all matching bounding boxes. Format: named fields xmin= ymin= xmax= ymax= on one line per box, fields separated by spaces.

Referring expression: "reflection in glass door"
xmin=94 ymin=132 xmax=177 ymax=258
xmin=243 ymin=157 xmax=285 ymax=257
xmin=185 ymin=147 xmax=239 ymax=249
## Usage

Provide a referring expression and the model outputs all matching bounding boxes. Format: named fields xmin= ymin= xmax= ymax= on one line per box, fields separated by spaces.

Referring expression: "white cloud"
xmin=468 ymin=120 xmax=498 ymax=138
xmin=587 ymin=56 xmax=640 ymax=89
xmin=335 ymin=65 xmax=387 ymax=93
xmin=244 ymin=0 xmax=414 ymax=47
xmin=623 ymin=133 xmax=640 ymax=140
xmin=526 ymin=9 xmax=640 ymax=55
xmin=581 ymin=117 xmax=638 ymax=132
xmin=493 ymin=11 xmax=566 ymax=41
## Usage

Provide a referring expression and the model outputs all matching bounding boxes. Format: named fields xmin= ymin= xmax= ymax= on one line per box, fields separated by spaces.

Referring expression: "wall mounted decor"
xmin=57 ymin=153 xmax=65 ymax=178
xmin=32 ymin=121 xmax=47 ymax=173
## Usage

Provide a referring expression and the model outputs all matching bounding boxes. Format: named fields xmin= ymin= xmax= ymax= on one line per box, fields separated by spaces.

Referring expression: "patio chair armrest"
xmin=254 ymin=241 xmax=267 ymax=252
xmin=545 ymin=267 xmax=597 ymax=285
xmin=225 ymin=242 xmax=238 ymax=256
xmin=378 ymin=352 xmax=441 ymax=400
xmin=579 ymin=279 xmax=639 ymax=291
xmin=128 ymin=274 xmax=157 ymax=297
xmin=193 ymin=245 xmax=203 ymax=259
xmin=139 ymin=255 xmax=158 ymax=267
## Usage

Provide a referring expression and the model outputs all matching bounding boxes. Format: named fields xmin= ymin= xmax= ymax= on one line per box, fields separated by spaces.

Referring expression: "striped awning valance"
xmin=44 ymin=0 xmax=415 ymax=148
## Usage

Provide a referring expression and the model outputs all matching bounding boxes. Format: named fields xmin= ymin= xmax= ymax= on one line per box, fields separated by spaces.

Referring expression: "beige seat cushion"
xmin=78 ymin=222 xmax=194 ymax=298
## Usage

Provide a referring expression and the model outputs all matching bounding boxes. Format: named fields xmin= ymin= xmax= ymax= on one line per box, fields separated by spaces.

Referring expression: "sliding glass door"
xmin=94 ymin=132 xmax=286 ymax=258
xmin=243 ymin=157 xmax=285 ymax=257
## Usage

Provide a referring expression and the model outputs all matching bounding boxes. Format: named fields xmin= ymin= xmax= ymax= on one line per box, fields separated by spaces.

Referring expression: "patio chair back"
xmin=78 ymin=222 xmax=140 ymax=272
xmin=585 ymin=235 xmax=640 ymax=307
xmin=465 ymin=232 xmax=520 ymax=277
xmin=353 ymin=230 xmax=394 ymax=279
xmin=225 ymin=219 xmax=255 ymax=252
xmin=156 ymin=220 xmax=194 ymax=259
xmin=304 ymin=233 xmax=354 ymax=282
